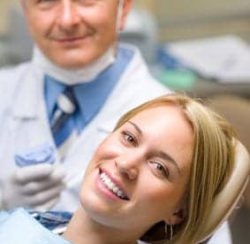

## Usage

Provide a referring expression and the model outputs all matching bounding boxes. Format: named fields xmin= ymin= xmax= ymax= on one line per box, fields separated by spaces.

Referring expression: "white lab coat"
xmin=0 ymin=45 xmax=169 ymax=211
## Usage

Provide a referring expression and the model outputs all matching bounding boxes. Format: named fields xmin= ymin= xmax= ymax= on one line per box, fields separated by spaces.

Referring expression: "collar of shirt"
xmin=44 ymin=46 xmax=134 ymax=131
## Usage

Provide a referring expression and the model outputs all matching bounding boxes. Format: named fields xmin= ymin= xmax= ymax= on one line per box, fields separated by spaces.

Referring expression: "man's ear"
xmin=20 ymin=0 xmax=30 ymax=16
xmin=118 ymin=0 xmax=133 ymax=31
xmin=20 ymin=0 xmax=27 ymax=10
xmin=166 ymin=208 xmax=186 ymax=225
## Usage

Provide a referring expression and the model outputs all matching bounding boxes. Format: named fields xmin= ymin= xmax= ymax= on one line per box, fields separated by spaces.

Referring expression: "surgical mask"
xmin=32 ymin=45 xmax=115 ymax=85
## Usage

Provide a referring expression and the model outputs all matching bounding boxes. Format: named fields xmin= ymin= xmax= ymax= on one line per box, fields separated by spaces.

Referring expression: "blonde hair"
xmin=114 ymin=94 xmax=235 ymax=243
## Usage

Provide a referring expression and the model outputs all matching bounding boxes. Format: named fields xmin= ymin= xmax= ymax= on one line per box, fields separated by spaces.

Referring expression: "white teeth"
xmin=100 ymin=172 xmax=127 ymax=199
xmin=113 ymin=186 xmax=119 ymax=193
xmin=117 ymin=190 xmax=123 ymax=197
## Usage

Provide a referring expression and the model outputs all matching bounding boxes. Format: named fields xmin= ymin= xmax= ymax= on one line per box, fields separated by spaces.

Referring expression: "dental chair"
xmin=198 ymin=141 xmax=250 ymax=243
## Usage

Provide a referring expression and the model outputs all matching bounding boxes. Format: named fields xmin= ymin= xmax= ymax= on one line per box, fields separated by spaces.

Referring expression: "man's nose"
xmin=58 ymin=1 xmax=81 ymax=29
xmin=115 ymin=157 xmax=140 ymax=180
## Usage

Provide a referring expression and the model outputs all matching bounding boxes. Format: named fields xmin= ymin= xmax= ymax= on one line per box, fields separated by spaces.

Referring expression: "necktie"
xmin=51 ymin=87 xmax=77 ymax=149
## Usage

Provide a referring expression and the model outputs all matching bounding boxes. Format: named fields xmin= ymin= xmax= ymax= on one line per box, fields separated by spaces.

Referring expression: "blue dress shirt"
xmin=44 ymin=46 xmax=134 ymax=134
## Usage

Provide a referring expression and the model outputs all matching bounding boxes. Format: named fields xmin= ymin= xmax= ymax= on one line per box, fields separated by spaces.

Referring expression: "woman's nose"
xmin=115 ymin=158 xmax=139 ymax=180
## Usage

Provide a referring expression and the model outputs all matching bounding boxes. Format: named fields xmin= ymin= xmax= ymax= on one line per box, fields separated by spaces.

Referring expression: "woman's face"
xmin=80 ymin=105 xmax=194 ymax=234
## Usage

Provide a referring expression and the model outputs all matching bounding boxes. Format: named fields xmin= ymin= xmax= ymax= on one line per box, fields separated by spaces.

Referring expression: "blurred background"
xmin=0 ymin=0 xmax=249 ymax=243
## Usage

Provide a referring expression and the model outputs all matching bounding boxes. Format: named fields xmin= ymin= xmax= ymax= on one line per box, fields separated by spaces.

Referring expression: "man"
xmin=0 ymin=0 xmax=169 ymax=212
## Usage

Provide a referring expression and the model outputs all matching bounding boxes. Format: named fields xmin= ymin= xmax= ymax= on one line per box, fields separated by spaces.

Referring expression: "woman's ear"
xmin=166 ymin=208 xmax=186 ymax=225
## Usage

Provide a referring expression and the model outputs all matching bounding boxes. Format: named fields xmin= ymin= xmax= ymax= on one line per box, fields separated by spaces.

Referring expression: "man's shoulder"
xmin=0 ymin=62 xmax=32 ymax=105
xmin=0 ymin=62 xmax=31 ymax=80
xmin=118 ymin=43 xmax=170 ymax=93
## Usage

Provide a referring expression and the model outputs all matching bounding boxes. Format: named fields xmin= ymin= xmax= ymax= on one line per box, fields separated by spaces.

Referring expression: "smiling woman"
xmin=109 ymin=94 xmax=236 ymax=243
xmin=0 ymin=93 xmax=242 ymax=244
xmin=63 ymin=93 xmax=237 ymax=244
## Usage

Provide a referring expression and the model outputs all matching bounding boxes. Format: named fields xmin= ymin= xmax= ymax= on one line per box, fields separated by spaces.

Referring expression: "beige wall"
xmin=136 ymin=0 xmax=250 ymax=19
xmin=0 ymin=0 xmax=19 ymax=33
xmin=135 ymin=0 xmax=250 ymax=42
xmin=1 ymin=0 xmax=250 ymax=41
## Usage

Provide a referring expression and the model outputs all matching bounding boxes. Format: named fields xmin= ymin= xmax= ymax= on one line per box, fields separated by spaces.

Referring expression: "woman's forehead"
xmin=125 ymin=105 xmax=194 ymax=160
xmin=131 ymin=104 xmax=186 ymax=124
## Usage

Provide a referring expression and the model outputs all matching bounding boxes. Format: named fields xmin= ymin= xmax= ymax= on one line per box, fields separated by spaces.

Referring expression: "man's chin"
xmin=50 ymin=56 xmax=92 ymax=69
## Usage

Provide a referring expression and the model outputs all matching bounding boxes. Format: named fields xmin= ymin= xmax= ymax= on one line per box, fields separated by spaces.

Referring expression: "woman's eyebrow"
xmin=128 ymin=120 xmax=180 ymax=174
xmin=153 ymin=151 xmax=181 ymax=175
xmin=128 ymin=121 xmax=143 ymax=135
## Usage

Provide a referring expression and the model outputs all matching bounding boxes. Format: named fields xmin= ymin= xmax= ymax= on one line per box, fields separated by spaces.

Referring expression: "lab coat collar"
xmin=45 ymin=44 xmax=134 ymax=128
xmin=95 ymin=43 xmax=157 ymax=133
xmin=75 ymin=45 xmax=134 ymax=124
xmin=12 ymin=43 xmax=141 ymax=123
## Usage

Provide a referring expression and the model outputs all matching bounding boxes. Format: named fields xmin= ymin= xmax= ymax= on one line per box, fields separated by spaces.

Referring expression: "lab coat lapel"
xmin=12 ymin=64 xmax=43 ymax=119
xmin=10 ymin=65 xmax=54 ymax=150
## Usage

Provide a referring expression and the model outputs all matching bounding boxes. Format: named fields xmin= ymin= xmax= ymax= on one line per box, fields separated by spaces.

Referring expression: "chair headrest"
xmin=198 ymin=141 xmax=250 ymax=242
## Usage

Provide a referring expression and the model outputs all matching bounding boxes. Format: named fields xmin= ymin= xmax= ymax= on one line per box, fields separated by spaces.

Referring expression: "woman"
xmin=63 ymin=94 xmax=235 ymax=244
xmin=0 ymin=94 xmax=235 ymax=244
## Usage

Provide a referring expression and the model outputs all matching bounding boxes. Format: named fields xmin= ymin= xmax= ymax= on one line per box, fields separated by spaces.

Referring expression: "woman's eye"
xmin=150 ymin=161 xmax=169 ymax=178
xmin=121 ymin=131 xmax=137 ymax=146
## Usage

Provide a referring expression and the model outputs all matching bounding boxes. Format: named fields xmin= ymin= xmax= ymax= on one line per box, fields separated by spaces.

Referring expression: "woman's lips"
xmin=98 ymin=168 xmax=130 ymax=201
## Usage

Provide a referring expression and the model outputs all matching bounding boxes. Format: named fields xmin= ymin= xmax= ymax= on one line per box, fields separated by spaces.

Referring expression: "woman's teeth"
xmin=100 ymin=172 xmax=129 ymax=200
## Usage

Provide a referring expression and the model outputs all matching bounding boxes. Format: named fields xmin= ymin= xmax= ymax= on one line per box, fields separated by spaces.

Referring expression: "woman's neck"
xmin=63 ymin=208 xmax=138 ymax=244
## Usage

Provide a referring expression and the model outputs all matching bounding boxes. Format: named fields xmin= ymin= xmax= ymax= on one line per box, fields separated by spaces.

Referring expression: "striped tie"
xmin=51 ymin=87 xmax=78 ymax=152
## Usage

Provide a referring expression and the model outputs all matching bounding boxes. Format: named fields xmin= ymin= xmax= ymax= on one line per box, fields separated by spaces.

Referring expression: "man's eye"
xmin=37 ymin=0 xmax=56 ymax=8
xmin=38 ymin=0 xmax=55 ymax=2
xmin=121 ymin=131 xmax=137 ymax=146
xmin=150 ymin=161 xmax=169 ymax=178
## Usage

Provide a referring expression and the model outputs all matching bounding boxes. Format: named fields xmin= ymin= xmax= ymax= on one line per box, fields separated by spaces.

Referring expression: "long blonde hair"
xmin=114 ymin=94 xmax=235 ymax=243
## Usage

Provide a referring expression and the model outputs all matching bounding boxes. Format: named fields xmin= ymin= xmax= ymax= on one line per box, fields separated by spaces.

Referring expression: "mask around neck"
xmin=32 ymin=46 xmax=115 ymax=85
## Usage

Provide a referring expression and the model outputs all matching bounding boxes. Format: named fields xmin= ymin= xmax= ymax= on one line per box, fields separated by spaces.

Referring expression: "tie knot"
xmin=57 ymin=87 xmax=77 ymax=114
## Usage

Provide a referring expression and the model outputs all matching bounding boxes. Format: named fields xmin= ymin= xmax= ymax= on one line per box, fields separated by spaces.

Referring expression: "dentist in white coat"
xmin=0 ymin=0 xmax=169 ymax=212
